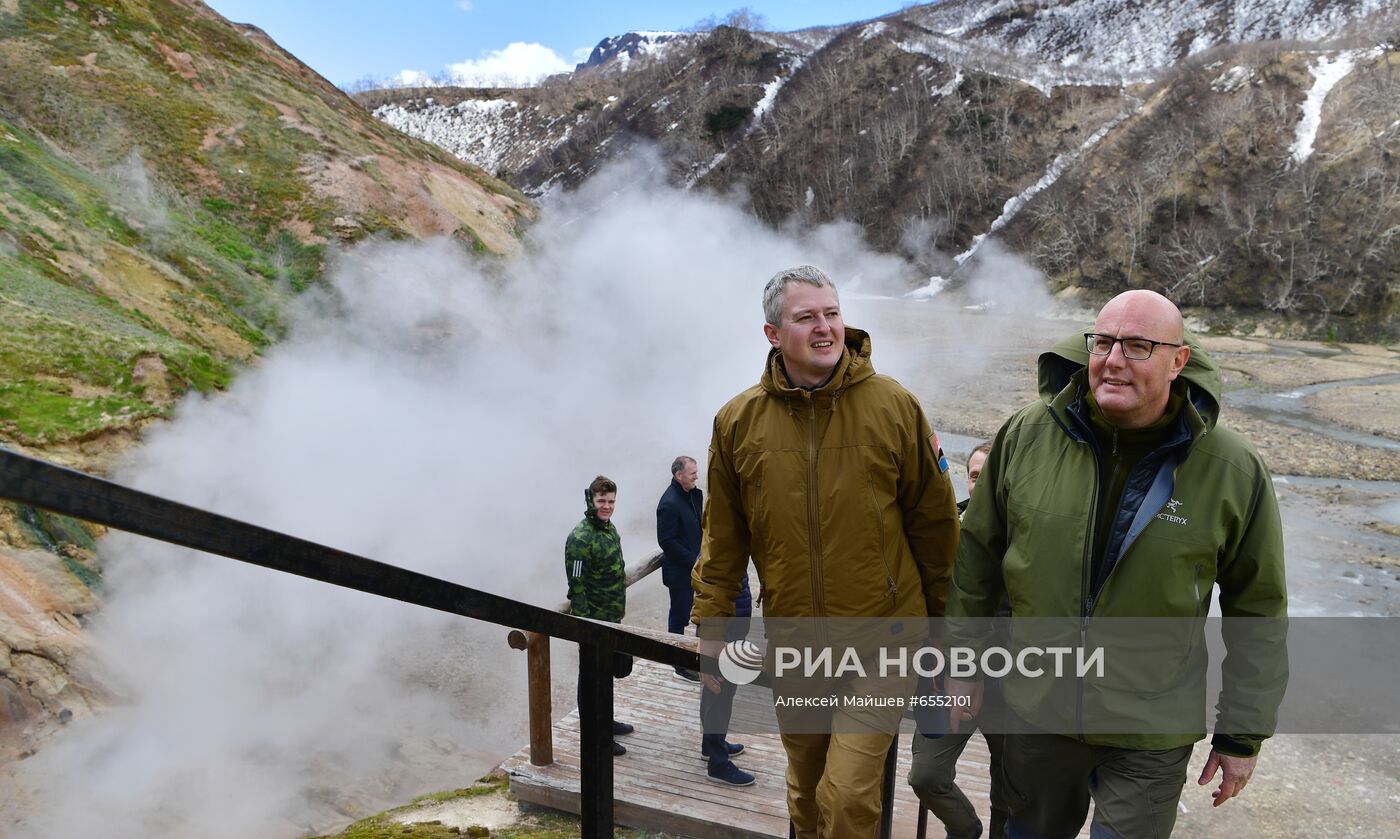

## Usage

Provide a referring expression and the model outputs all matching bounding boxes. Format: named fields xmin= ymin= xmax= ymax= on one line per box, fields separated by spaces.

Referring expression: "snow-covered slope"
xmin=901 ymin=0 xmax=1394 ymax=83
xmin=374 ymin=94 xmax=579 ymax=177
xmin=575 ymin=31 xmax=695 ymax=74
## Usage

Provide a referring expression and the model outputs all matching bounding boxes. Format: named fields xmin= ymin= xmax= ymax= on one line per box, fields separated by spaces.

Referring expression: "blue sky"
xmin=205 ymin=1 xmax=911 ymax=87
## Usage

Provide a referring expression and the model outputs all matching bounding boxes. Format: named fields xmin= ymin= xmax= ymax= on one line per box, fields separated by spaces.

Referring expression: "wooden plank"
xmin=504 ymin=657 xmax=1089 ymax=839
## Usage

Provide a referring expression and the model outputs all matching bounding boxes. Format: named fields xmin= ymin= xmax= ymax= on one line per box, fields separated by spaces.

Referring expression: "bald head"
xmin=1099 ymin=290 xmax=1185 ymax=343
xmin=1087 ymin=290 xmax=1191 ymax=428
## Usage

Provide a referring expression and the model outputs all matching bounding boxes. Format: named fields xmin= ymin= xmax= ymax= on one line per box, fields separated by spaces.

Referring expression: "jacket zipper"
xmin=807 ymin=397 xmax=826 ymax=619
xmin=1183 ymin=564 xmax=1204 ymax=663
xmin=1078 ymin=438 xmax=1099 ymax=743
xmin=868 ymin=474 xmax=897 ymax=599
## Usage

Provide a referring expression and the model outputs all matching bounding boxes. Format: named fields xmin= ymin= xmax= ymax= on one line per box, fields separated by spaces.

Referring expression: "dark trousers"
xmin=1000 ymin=721 xmax=1192 ymax=839
xmin=575 ymin=651 xmax=633 ymax=718
xmin=666 ymin=583 xmax=694 ymax=635
xmin=700 ymin=616 xmax=750 ymax=766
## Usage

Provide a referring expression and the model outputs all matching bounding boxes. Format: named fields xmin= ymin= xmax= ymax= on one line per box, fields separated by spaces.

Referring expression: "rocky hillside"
xmin=368 ymin=0 xmax=1400 ymax=340
xmin=0 ymin=0 xmax=532 ymax=748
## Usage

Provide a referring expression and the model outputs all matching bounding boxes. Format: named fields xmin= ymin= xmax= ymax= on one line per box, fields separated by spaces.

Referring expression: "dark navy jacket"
xmin=657 ymin=478 xmax=704 ymax=589
xmin=658 ymin=478 xmax=751 ymax=615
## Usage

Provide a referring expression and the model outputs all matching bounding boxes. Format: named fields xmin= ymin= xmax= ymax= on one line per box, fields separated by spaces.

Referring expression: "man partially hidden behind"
xmin=693 ymin=265 xmax=960 ymax=837
xmin=948 ymin=290 xmax=1287 ymax=837
xmin=909 ymin=441 xmax=1009 ymax=839
xmin=565 ymin=474 xmax=634 ymax=756
xmin=657 ymin=455 xmax=755 ymax=785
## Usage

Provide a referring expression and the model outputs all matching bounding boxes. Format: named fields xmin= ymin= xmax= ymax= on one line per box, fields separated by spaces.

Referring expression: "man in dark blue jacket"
xmin=658 ymin=455 xmax=754 ymax=785
xmin=658 ymin=455 xmax=704 ymax=647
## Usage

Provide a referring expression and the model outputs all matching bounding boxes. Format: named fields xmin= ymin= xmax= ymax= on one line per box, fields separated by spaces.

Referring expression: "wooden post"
xmin=507 ymin=629 xmax=554 ymax=766
xmin=505 ymin=552 xmax=663 ymax=767
xmin=577 ymin=640 xmax=616 ymax=837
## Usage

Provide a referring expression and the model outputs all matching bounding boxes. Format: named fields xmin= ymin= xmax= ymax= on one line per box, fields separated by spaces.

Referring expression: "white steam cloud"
xmin=106 ymin=149 xmax=168 ymax=232
xmin=9 ymin=154 xmax=995 ymax=838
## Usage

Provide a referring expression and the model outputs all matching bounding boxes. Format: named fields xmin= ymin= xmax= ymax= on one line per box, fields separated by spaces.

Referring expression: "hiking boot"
xmin=612 ymin=740 xmax=626 ymax=756
xmin=706 ymin=760 xmax=755 ymax=786
xmin=611 ymin=721 xmax=634 ymax=736
xmin=701 ymin=740 xmax=745 ymax=759
xmin=674 ymin=667 xmax=702 ymax=682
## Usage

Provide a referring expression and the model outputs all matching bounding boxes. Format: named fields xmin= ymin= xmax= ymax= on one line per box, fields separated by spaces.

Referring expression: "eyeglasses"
xmin=1084 ymin=333 xmax=1182 ymax=361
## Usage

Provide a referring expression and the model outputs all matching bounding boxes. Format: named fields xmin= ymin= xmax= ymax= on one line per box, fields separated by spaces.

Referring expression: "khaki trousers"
xmin=775 ymin=669 xmax=916 ymax=838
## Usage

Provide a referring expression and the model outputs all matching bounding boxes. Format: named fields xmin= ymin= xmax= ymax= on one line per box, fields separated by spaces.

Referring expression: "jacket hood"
xmin=1038 ymin=328 xmax=1222 ymax=431
xmin=761 ymin=327 xmax=876 ymax=396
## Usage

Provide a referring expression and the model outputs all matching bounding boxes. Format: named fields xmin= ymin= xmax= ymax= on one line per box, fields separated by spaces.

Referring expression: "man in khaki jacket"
xmin=693 ymin=265 xmax=960 ymax=838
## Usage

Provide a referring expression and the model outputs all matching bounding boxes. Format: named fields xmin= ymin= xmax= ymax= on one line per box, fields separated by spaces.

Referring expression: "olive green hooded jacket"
xmin=948 ymin=332 xmax=1287 ymax=755
xmin=691 ymin=328 xmax=960 ymax=634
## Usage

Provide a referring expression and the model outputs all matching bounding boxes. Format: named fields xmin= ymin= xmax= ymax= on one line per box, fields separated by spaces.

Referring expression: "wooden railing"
xmin=0 ymin=448 xmax=909 ymax=838
xmin=505 ymin=551 xmax=683 ymax=767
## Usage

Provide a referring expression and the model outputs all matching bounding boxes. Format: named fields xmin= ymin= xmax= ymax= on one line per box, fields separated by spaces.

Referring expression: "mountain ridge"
xmin=369 ymin=0 xmax=1399 ymax=340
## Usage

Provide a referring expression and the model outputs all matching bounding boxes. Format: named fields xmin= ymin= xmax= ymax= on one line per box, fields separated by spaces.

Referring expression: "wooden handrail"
xmin=0 ymin=448 xmax=700 ymax=837
xmin=507 ymin=551 xmax=695 ymax=766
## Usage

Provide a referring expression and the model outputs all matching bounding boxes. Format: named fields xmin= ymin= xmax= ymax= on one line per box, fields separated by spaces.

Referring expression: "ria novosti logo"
xmin=718 ymin=639 xmax=764 ymax=685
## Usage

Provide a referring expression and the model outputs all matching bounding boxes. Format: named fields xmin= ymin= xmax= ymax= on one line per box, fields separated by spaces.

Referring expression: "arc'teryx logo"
xmin=1157 ymin=497 xmax=1188 ymax=525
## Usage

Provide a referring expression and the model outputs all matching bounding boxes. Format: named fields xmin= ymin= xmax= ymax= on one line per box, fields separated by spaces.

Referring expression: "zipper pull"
xmin=1111 ymin=427 xmax=1118 ymax=458
xmin=887 ymin=576 xmax=897 ymax=597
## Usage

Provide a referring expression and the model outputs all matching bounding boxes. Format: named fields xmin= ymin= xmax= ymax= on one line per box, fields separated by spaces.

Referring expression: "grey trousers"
xmin=910 ymin=728 xmax=1008 ymax=839
xmin=908 ymin=684 xmax=1009 ymax=839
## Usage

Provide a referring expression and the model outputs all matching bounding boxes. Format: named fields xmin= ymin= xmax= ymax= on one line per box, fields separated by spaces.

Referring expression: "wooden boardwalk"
xmin=502 ymin=657 xmax=1008 ymax=838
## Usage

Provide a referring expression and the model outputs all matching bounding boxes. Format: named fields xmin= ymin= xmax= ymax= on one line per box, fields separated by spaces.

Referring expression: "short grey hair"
xmin=763 ymin=265 xmax=838 ymax=327
xmin=670 ymin=455 xmax=696 ymax=476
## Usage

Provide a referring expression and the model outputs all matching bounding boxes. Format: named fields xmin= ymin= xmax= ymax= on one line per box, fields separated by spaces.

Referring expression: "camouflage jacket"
xmin=565 ymin=489 xmax=626 ymax=622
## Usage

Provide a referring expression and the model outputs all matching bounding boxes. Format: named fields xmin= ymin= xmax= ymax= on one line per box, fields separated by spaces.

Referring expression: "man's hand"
xmin=698 ymin=637 xmax=724 ymax=694
xmin=1198 ymin=750 xmax=1258 ymax=807
xmin=944 ymin=677 xmax=983 ymax=733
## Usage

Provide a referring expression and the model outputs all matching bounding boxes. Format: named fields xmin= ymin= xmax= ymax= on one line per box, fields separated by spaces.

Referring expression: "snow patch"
xmin=956 ymin=111 xmax=1131 ymax=264
xmin=751 ymin=58 xmax=804 ymax=126
xmin=861 ymin=22 xmax=887 ymax=40
xmin=933 ymin=70 xmax=963 ymax=99
xmin=1289 ymin=51 xmax=1364 ymax=165
xmin=1211 ymin=65 xmax=1254 ymax=93
xmin=905 ymin=275 xmax=948 ymax=300
xmin=686 ymin=152 xmax=727 ymax=188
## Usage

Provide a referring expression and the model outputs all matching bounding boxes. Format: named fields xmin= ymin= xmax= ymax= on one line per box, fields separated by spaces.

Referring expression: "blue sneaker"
xmin=706 ymin=760 xmax=755 ymax=786
xmin=700 ymin=740 xmax=745 ymax=759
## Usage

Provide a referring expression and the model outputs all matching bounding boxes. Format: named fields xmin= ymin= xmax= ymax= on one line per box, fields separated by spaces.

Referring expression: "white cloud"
xmin=392 ymin=68 xmax=433 ymax=87
xmin=447 ymin=41 xmax=571 ymax=86
xmin=456 ymin=0 xmax=473 ymax=10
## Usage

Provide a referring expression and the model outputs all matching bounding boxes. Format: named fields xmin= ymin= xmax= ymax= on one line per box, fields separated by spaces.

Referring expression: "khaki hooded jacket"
xmin=691 ymin=328 xmax=960 ymax=637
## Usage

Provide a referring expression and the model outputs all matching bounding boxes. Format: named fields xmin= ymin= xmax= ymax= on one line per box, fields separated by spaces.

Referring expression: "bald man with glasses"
xmin=945 ymin=290 xmax=1287 ymax=838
